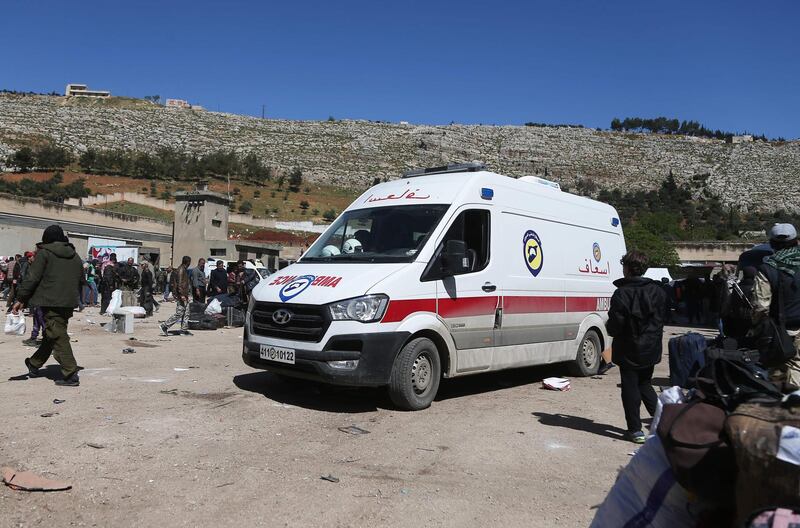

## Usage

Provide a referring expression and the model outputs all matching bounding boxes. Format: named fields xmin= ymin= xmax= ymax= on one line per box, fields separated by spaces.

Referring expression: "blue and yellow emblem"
xmin=593 ymin=242 xmax=602 ymax=263
xmin=523 ymin=230 xmax=543 ymax=277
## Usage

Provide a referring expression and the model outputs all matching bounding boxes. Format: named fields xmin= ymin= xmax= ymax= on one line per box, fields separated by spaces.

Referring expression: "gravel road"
xmin=0 ymin=306 xmax=697 ymax=527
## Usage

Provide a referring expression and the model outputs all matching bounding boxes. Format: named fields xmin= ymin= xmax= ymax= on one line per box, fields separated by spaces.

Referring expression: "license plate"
xmin=259 ymin=345 xmax=295 ymax=364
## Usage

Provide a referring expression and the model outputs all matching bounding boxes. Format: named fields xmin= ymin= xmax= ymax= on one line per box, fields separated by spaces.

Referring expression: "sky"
xmin=2 ymin=0 xmax=798 ymax=138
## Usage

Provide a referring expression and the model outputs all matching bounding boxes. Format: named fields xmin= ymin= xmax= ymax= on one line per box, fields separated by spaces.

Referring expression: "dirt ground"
xmin=0 ymin=306 xmax=707 ymax=527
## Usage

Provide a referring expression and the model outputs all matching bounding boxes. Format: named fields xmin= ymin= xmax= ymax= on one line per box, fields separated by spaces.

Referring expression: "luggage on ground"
xmin=726 ymin=402 xmax=800 ymax=525
xmin=668 ymin=332 xmax=707 ymax=388
xmin=747 ymin=507 xmax=800 ymax=528
xmin=656 ymin=399 xmax=736 ymax=506
xmin=590 ymin=436 xmax=706 ymax=527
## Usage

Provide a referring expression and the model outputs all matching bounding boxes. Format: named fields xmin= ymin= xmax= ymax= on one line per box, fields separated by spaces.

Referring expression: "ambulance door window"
xmin=440 ymin=209 xmax=490 ymax=274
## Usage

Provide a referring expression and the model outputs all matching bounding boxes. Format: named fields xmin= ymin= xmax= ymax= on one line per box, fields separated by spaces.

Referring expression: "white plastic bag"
xmin=205 ymin=298 xmax=222 ymax=315
xmin=105 ymin=289 xmax=122 ymax=315
xmin=650 ymin=386 xmax=688 ymax=436
xmin=590 ymin=436 xmax=704 ymax=527
xmin=4 ymin=313 xmax=26 ymax=336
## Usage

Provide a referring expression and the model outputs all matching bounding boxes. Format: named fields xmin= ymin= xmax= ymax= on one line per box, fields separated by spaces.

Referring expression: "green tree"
xmin=238 ymin=200 xmax=253 ymax=214
xmin=79 ymin=149 xmax=97 ymax=173
xmin=34 ymin=144 xmax=72 ymax=169
xmin=322 ymin=209 xmax=337 ymax=222
xmin=624 ymin=225 xmax=679 ymax=268
xmin=299 ymin=200 xmax=310 ymax=211
xmin=288 ymin=168 xmax=303 ymax=192
xmin=8 ymin=147 xmax=35 ymax=172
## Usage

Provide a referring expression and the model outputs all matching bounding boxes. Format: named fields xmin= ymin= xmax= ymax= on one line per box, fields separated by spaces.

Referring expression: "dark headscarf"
xmin=42 ymin=225 xmax=68 ymax=244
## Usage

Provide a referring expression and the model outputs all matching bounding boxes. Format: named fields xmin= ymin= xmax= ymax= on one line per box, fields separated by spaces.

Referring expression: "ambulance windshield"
xmin=301 ymin=204 xmax=449 ymax=263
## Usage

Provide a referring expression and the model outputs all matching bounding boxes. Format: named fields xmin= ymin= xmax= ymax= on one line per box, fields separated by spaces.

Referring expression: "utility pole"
xmin=261 ymin=104 xmax=265 ymax=119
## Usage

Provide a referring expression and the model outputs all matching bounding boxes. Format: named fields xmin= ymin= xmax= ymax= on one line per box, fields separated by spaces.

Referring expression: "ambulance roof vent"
xmin=519 ymin=175 xmax=561 ymax=190
xmin=402 ymin=162 xmax=486 ymax=178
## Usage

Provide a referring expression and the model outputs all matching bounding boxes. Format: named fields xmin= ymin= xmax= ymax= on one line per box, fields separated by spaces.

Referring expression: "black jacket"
xmin=606 ymin=276 xmax=668 ymax=369
xmin=208 ymin=268 xmax=229 ymax=295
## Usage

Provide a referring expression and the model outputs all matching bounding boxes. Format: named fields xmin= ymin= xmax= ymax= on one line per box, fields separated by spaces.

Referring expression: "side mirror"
xmin=441 ymin=240 xmax=469 ymax=275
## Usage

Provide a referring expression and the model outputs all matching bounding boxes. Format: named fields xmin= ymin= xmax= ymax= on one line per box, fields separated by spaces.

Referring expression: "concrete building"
xmin=64 ymin=84 xmax=111 ymax=98
xmin=173 ymin=182 xmax=280 ymax=269
xmin=166 ymin=99 xmax=191 ymax=109
xmin=0 ymin=194 xmax=171 ymax=263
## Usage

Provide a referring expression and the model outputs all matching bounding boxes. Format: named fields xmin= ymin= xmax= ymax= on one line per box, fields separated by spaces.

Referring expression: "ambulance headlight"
xmin=328 ymin=295 xmax=389 ymax=322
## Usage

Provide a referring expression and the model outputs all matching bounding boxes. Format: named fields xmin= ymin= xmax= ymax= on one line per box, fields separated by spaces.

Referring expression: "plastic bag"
xmin=205 ymin=298 xmax=222 ymax=315
xmin=590 ymin=436 xmax=705 ymax=527
xmin=650 ymin=386 xmax=688 ymax=436
xmin=4 ymin=313 xmax=26 ymax=336
xmin=105 ymin=289 xmax=122 ymax=315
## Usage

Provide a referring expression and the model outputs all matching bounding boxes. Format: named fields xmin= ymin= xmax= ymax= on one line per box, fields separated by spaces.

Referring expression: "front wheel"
xmin=569 ymin=329 xmax=601 ymax=377
xmin=388 ymin=337 xmax=441 ymax=411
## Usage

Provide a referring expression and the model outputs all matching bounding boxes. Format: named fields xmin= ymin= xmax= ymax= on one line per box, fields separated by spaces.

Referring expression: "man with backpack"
xmin=606 ymin=250 xmax=669 ymax=444
xmin=751 ymin=223 xmax=800 ymax=389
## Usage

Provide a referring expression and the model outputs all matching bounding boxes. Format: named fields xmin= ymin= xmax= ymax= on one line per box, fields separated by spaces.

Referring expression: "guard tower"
xmin=173 ymin=181 xmax=232 ymax=263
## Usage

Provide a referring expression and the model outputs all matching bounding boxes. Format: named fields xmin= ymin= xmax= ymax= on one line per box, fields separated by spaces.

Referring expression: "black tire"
xmin=569 ymin=329 xmax=601 ymax=377
xmin=388 ymin=337 xmax=441 ymax=411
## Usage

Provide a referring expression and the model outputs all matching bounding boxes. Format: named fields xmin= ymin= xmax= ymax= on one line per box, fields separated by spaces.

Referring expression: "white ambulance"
xmin=243 ymin=163 xmax=626 ymax=410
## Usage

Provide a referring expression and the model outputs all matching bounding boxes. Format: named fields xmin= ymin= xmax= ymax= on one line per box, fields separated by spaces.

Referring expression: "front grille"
xmin=250 ymin=301 xmax=330 ymax=342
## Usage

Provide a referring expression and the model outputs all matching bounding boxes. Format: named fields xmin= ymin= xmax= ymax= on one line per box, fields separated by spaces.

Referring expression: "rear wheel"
xmin=388 ymin=337 xmax=441 ymax=411
xmin=569 ymin=329 xmax=601 ymax=377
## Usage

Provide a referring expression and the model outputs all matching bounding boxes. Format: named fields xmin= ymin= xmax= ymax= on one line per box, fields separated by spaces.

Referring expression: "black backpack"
xmin=693 ymin=350 xmax=783 ymax=412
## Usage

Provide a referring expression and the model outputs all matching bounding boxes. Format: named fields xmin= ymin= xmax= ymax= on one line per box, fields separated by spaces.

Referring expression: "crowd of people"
xmin=1 ymin=224 xmax=262 ymax=386
xmin=606 ymin=223 xmax=800 ymax=443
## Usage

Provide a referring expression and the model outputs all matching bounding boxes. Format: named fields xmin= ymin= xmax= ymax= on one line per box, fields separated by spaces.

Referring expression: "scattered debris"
xmin=215 ymin=482 xmax=235 ymax=488
xmin=416 ymin=447 xmax=435 ymax=452
xmin=124 ymin=338 xmax=158 ymax=348
xmin=354 ymin=489 xmax=383 ymax=499
xmin=85 ymin=442 xmax=105 ymax=449
xmin=320 ymin=474 xmax=340 ymax=483
xmin=542 ymin=377 xmax=571 ymax=391
xmin=338 ymin=425 xmax=370 ymax=435
xmin=122 ymin=347 xmax=135 ymax=354
xmin=173 ymin=368 xmax=190 ymax=372
xmin=516 ymin=431 xmax=526 ymax=435
xmin=40 ymin=412 xmax=58 ymax=418
xmin=591 ymin=376 xmax=603 ymax=380
xmin=1 ymin=467 xmax=71 ymax=492
xmin=338 ymin=457 xmax=361 ymax=463
xmin=160 ymin=389 xmax=178 ymax=395
xmin=400 ymin=488 xmax=410 ymax=495
xmin=52 ymin=399 xmax=65 ymax=404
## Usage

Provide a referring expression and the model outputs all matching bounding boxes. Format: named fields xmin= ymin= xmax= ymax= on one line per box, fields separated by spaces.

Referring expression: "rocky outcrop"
xmin=1 ymin=94 xmax=798 ymax=212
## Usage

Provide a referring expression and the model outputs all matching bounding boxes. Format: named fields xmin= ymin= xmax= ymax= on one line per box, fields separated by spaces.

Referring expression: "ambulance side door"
xmin=422 ymin=206 xmax=498 ymax=373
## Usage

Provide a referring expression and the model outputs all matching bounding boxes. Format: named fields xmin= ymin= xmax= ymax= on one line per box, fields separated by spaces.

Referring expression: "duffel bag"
xmin=656 ymin=399 xmax=736 ymax=506
xmin=726 ymin=402 xmax=800 ymax=525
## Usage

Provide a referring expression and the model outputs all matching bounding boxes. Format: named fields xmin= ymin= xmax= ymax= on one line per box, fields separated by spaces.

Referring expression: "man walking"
xmin=751 ymin=223 xmax=800 ymax=389
xmin=160 ymin=256 xmax=191 ymax=336
xmin=100 ymin=253 xmax=120 ymax=313
xmin=139 ymin=261 xmax=155 ymax=316
xmin=191 ymin=258 xmax=207 ymax=304
xmin=13 ymin=225 xmax=84 ymax=386
xmin=606 ymin=250 xmax=668 ymax=443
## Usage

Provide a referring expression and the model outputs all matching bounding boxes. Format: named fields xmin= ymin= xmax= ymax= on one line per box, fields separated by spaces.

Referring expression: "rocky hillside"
xmin=1 ymin=94 xmax=798 ymax=212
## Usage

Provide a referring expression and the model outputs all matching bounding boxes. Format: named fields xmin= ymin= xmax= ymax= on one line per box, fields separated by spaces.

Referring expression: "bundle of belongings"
xmin=592 ymin=335 xmax=800 ymax=527
xmin=187 ymin=294 xmax=247 ymax=331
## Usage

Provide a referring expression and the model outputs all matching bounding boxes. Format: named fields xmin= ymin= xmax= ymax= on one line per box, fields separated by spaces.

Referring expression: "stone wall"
xmin=65 ymin=191 xmax=329 ymax=233
xmin=2 ymin=94 xmax=799 ymax=212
